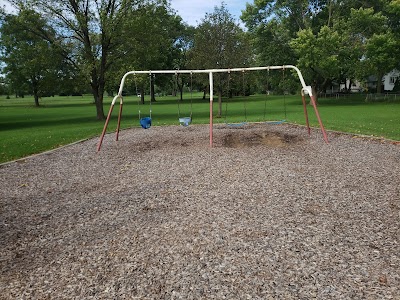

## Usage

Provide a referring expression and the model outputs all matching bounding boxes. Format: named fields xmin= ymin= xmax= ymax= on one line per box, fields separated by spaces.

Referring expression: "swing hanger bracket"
xmin=302 ymin=86 xmax=313 ymax=96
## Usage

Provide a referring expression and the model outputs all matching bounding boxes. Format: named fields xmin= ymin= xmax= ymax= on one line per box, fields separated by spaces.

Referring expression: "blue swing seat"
xmin=140 ymin=117 xmax=152 ymax=129
xmin=179 ymin=117 xmax=191 ymax=127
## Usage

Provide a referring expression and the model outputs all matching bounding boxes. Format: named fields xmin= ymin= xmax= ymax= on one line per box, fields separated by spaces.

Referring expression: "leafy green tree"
xmin=117 ymin=1 xmax=184 ymax=103
xmin=344 ymin=7 xmax=396 ymax=93
xmin=0 ymin=9 xmax=63 ymax=105
xmin=9 ymin=0 xmax=184 ymax=118
xmin=172 ymin=24 xmax=195 ymax=100
xmin=190 ymin=3 xmax=252 ymax=117
xmin=242 ymin=0 xmax=399 ymax=97
xmin=290 ymin=26 xmax=341 ymax=97
xmin=363 ymin=32 xmax=399 ymax=93
xmin=241 ymin=0 xmax=317 ymax=95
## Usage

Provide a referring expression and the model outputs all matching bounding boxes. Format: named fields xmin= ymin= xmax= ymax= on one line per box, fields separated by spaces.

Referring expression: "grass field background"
xmin=1 ymin=93 xmax=399 ymax=163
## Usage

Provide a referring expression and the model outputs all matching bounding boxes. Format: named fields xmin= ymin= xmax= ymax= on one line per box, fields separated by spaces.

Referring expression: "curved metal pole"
xmin=97 ymin=65 xmax=327 ymax=151
xmin=116 ymin=96 xmax=124 ymax=141
xmin=97 ymin=95 xmax=120 ymax=152
xmin=115 ymin=65 xmax=312 ymax=98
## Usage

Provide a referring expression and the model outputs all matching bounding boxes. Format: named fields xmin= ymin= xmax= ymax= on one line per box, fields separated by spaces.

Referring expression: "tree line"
xmin=1 ymin=0 xmax=399 ymax=119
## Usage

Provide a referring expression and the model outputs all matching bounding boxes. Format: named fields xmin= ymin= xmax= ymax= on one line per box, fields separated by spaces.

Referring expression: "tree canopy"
xmin=189 ymin=3 xmax=252 ymax=116
xmin=242 ymin=0 xmax=400 ymax=95
xmin=2 ymin=0 xmax=184 ymax=119
xmin=1 ymin=0 xmax=399 ymax=117
xmin=0 ymin=9 xmax=66 ymax=105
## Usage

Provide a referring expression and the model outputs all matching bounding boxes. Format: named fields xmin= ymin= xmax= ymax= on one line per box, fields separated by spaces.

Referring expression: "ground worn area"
xmin=0 ymin=123 xmax=399 ymax=299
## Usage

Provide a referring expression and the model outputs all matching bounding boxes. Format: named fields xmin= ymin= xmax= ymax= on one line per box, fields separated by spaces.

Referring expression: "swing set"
xmin=97 ymin=65 xmax=329 ymax=151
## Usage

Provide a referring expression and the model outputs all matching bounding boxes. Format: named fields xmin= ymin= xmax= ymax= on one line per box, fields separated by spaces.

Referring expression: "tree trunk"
xmin=150 ymin=75 xmax=156 ymax=102
xmin=140 ymin=86 xmax=145 ymax=104
xmin=376 ymin=72 xmax=384 ymax=94
xmin=34 ymin=94 xmax=40 ymax=107
xmin=91 ymin=81 xmax=105 ymax=120
xmin=203 ymin=86 xmax=207 ymax=99
xmin=177 ymin=75 xmax=183 ymax=100
xmin=32 ymin=82 xmax=40 ymax=107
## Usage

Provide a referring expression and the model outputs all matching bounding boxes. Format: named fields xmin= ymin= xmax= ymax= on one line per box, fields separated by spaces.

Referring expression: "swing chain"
xmin=224 ymin=70 xmax=231 ymax=124
xmin=149 ymin=72 xmax=153 ymax=118
xmin=263 ymin=67 xmax=270 ymax=121
xmin=175 ymin=71 xmax=181 ymax=118
xmin=242 ymin=70 xmax=247 ymax=122
xmin=282 ymin=67 xmax=287 ymax=120
xmin=134 ymin=73 xmax=141 ymax=120
xmin=190 ymin=71 xmax=193 ymax=120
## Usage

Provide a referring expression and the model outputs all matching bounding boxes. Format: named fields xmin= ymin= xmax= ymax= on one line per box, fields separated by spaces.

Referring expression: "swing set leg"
xmin=309 ymin=95 xmax=329 ymax=143
xmin=301 ymin=95 xmax=311 ymax=136
xmin=116 ymin=102 xmax=123 ymax=141
xmin=97 ymin=104 xmax=114 ymax=152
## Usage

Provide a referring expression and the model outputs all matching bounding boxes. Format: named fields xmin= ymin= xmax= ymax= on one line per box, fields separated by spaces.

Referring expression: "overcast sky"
xmin=0 ymin=0 xmax=248 ymax=25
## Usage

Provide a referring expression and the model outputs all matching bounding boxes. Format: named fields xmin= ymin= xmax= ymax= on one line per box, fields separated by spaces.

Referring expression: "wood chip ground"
xmin=0 ymin=124 xmax=399 ymax=299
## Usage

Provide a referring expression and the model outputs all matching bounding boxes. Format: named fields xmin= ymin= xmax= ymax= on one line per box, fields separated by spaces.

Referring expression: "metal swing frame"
xmin=97 ymin=65 xmax=329 ymax=152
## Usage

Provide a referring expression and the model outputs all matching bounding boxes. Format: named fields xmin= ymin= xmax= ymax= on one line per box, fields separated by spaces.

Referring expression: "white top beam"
xmin=113 ymin=65 xmax=312 ymax=103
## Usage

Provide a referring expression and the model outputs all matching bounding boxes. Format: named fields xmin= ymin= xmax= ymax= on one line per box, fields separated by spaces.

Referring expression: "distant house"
xmin=365 ymin=69 xmax=399 ymax=92
xmin=382 ymin=69 xmax=399 ymax=91
xmin=326 ymin=69 xmax=399 ymax=94
xmin=339 ymin=80 xmax=363 ymax=93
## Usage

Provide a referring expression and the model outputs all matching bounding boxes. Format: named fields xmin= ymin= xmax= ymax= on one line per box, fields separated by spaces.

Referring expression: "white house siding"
xmin=382 ymin=69 xmax=400 ymax=91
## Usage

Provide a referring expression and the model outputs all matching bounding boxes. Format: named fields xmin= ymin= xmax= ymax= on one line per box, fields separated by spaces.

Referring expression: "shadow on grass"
xmin=0 ymin=116 xmax=105 ymax=131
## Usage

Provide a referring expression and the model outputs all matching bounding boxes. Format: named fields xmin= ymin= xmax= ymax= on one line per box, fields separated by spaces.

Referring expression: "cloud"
xmin=170 ymin=0 xmax=246 ymax=26
xmin=1 ymin=1 xmax=17 ymax=14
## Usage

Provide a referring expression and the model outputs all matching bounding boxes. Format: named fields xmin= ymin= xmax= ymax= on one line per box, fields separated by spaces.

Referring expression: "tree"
xmin=172 ymin=24 xmax=195 ymax=100
xmin=363 ymin=32 xmax=399 ymax=93
xmin=289 ymin=24 xmax=348 ymax=98
xmin=190 ymin=3 xmax=252 ymax=117
xmin=242 ymin=0 xmax=398 ymax=96
xmin=344 ymin=7 xmax=395 ymax=93
xmin=241 ymin=0 xmax=317 ymax=95
xmin=0 ymin=9 xmax=63 ymax=105
xmin=9 ymin=0 xmax=184 ymax=119
xmin=118 ymin=1 xmax=184 ymax=103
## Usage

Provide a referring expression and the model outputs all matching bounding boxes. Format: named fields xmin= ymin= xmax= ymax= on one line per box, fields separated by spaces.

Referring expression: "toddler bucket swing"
xmin=176 ymin=71 xmax=194 ymax=127
xmin=140 ymin=116 xmax=152 ymax=129
xmin=136 ymin=73 xmax=153 ymax=129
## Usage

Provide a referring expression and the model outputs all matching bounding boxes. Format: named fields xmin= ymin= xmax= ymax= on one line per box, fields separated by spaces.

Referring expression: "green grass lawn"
xmin=1 ymin=93 xmax=399 ymax=163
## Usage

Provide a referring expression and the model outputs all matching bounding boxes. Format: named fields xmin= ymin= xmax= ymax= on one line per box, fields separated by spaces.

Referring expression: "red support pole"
xmin=116 ymin=102 xmax=123 ymax=141
xmin=301 ymin=94 xmax=311 ymax=136
xmin=97 ymin=104 xmax=115 ymax=152
xmin=309 ymin=95 xmax=329 ymax=143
